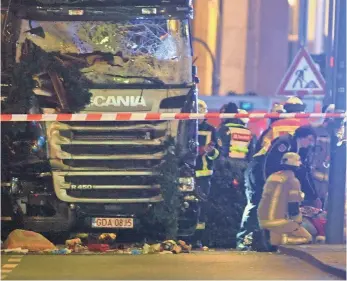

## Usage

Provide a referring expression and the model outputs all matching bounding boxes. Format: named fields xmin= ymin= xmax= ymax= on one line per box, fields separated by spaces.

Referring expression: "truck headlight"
xmin=179 ymin=177 xmax=195 ymax=192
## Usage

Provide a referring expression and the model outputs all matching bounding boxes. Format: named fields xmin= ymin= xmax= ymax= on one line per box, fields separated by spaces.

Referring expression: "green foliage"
xmin=144 ymin=137 xmax=181 ymax=240
xmin=205 ymin=158 xmax=247 ymax=248
xmin=3 ymin=40 xmax=91 ymax=115
xmin=2 ymin=40 xmax=92 ymax=169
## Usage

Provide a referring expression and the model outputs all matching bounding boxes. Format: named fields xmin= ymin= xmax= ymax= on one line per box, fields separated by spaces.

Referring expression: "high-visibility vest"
xmin=224 ymin=123 xmax=252 ymax=159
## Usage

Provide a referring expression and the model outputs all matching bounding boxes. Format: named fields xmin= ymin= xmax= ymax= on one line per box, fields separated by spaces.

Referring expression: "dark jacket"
xmin=258 ymin=134 xmax=318 ymax=203
xmin=195 ymin=120 xmax=219 ymax=177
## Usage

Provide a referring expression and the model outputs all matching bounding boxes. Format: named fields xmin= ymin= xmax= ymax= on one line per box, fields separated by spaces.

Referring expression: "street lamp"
xmin=192 ymin=37 xmax=220 ymax=95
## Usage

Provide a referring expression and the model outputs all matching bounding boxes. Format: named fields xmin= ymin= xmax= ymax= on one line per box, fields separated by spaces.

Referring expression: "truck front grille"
xmin=47 ymin=120 xmax=169 ymax=203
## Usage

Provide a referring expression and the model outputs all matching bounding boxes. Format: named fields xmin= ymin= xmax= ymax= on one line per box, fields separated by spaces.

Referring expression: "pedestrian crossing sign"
xmin=275 ymin=48 xmax=326 ymax=96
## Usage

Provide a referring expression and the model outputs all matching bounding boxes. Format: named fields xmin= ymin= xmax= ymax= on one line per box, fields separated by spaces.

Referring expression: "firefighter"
xmin=255 ymin=103 xmax=286 ymax=154
xmin=205 ymin=103 xmax=255 ymax=248
xmin=255 ymin=96 xmax=321 ymax=205
xmin=258 ymin=152 xmax=312 ymax=246
xmin=237 ymin=125 xmax=318 ymax=251
xmin=195 ymin=99 xmax=219 ymax=233
xmin=218 ymin=103 xmax=255 ymax=162
xmin=255 ymin=97 xmax=309 ymax=156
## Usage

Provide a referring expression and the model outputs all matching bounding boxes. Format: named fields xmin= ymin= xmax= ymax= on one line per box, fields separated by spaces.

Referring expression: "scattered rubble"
xmin=1 ymin=229 xmax=195 ymax=255
xmin=3 ymin=229 xmax=56 ymax=252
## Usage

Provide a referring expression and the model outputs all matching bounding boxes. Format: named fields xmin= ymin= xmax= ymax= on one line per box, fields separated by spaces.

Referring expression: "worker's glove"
xmin=198 ymin=142 xmax=215 ymax=156
xmin=205 ymin=142 xmax=215 ymax=153
xmin=198 ymin=146 xmax=206 ymax=156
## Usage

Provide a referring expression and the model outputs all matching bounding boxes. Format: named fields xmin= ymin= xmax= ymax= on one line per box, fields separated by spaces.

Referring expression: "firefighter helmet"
xmin=238 ymin=109 xmax=249 ymax=125
xmin=281 ymin=152 xmax=302 ymax=167
xmin=284 ymin=97 xmax=306 ymax=113
xmin=198 ymin=99 xmax=208 ymax=114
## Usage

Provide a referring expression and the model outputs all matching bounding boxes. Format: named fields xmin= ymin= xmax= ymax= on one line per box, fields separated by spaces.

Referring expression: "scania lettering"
xmin=90 ymin=96 xmax=147 ymax=107
xmin=1 ymin=0 xmax=199 ymax=237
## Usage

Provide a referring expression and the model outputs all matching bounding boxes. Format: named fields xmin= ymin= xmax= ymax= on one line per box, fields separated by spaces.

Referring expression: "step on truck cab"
xmin=1 ymin=0 xmax=199 ymax=236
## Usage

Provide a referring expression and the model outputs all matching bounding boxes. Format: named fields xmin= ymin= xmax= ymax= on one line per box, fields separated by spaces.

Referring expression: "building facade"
xmin=193 ymin=0 xmax=330 ymax=96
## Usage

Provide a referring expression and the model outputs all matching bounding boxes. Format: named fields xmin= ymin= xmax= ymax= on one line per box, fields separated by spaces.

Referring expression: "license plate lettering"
xmin=92 ymin=218 xmax=133 ymax=229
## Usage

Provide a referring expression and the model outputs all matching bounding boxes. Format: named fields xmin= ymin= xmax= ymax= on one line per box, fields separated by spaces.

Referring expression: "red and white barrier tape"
xmin=0 ymin=113 xmax=346 ymax=122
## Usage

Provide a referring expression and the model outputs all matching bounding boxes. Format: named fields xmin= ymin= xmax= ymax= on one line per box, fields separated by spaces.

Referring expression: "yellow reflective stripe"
xmin=254 ymin=145 xmax=269 ymax=157
xmin=313 ymin=171 xmax=329 ymax=182
xmin=254 ymin=132 xmax=273 ymax=157
xmin=291 ymin=213 xmax=303 ymax=223
xmin=202 ymin=155 xmax=208 ymax=171
xmin=229 ymin=146 xmax=248 ymax=153
xmin=268 ymin=185 xmax=282 ymax=221
xmin=288 ymin=190 xmax=305 ymax=202
xmin=229 ymin=151 xmax=246 ymax=159
xmin=268 ymin=174 xmax=286 ymax=183
xmin=284 ymin=236 xmax=311 ymax=245
xmin=259 ymin=219 xmax=289 ymax=228
xmin=272 ymin=126 xmax=297 ymax=138
xmin=225 ymin=123 xmax=245 ymax=128
xmin=207 ymin=148 xmax=219 ymax=160
xmin=195 ymin=170 xmax=213 ymax=177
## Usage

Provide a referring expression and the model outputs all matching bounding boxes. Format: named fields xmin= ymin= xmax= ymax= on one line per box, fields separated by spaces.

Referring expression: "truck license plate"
xmin=91 ymin=218 xmax=134 ymax=229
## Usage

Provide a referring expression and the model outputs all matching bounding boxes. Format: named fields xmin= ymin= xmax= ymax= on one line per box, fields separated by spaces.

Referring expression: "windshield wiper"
xmin=104 ymin=74 xmax=165 ymax=85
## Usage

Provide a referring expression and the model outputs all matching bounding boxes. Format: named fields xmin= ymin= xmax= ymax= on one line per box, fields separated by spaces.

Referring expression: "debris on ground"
xmin=172 ymin=244 xmax=182 ymax=254
xmin=149 ymin=243 xmax=161 ymax=254
xmin=66 ymin=238 xmax=82 ymax=248
xmin=142 ymin=243 xmax=150 ymax=254
xmin=98 ymin=233 xmax=117 ymax=244
xmin=50 ymin=248 xmax=72 ymax=255
xmin=1 ymin=248 xmax=29 ymax=254
xmin=131 ymin=249 xmax=142 ymax=255
xmin=177 ymin=240 xmax=192 ymax=253
xmin=2 ymin=230 xmax=193 ymax=255
xmin=88 ymin=244 xmax=110 ymax=252
xmin=3 ymin=229 xmax=56 ymax=252
xmin=161 ymin=240 xmax=176 ymax=251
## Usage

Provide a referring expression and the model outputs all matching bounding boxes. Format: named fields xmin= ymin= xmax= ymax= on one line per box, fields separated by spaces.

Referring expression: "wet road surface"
xmin=1 ymin=251 xmax=341 ymax=280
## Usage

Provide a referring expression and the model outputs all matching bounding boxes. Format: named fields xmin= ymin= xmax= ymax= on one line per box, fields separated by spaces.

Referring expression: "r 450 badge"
xmin=70 ymin=184 xmax=93 ymax=189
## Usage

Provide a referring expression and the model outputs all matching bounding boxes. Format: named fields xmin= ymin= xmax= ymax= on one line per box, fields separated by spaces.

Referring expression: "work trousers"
xmin=264 ymin=220 xmax=312 ymax=246
xmin=196 ymin=175 xmax=212 ymax=224
xmin=236 ymin=157 xmax=268 ymax=250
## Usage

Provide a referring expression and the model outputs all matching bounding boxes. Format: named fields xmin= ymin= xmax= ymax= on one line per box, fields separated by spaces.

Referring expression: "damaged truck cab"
xmin=1 ymin=0 xmax=199 ymax=237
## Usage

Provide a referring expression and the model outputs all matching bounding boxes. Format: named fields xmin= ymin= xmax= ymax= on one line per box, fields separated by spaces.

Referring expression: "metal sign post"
xmin=326 ymin=0 xmax=346 ymax=245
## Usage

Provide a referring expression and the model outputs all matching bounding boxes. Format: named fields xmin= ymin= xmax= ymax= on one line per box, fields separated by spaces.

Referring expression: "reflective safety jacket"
xmin=195 ymin=120 xmax=219 ymax=178
xmin=218 ymin=120 xmax=254 ymax=161
xmin=258 ymin=170 xmax=305 ymax=228
xmin=254 ymin=118 xmax=310 ymax=157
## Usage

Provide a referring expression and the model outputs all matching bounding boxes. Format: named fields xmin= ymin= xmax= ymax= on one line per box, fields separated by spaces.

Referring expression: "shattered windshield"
xmin=17 ymin=19 xmax=193 ymax=85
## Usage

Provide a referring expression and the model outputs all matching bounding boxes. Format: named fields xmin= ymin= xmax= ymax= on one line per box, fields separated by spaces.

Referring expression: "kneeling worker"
xmin=258 ymin=152 xmax=312 ymax=246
